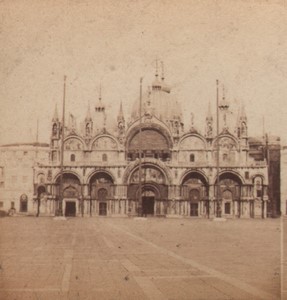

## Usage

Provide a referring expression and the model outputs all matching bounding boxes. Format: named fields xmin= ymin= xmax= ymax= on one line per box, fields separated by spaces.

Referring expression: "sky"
xmin=1 ymin=0 xmax=287 ymax=145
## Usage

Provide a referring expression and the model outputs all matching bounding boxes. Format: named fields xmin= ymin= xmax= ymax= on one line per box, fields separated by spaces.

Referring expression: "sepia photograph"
xmin=0 ymin=0 xmax=287 ymax=299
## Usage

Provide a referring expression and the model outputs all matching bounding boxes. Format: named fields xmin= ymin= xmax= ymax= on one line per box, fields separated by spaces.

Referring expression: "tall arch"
xmin=126 ymin=123 xmax=173 ymax=161
xmin=89 ymin=171 xmax=114 ymax=200
xmin=181 ymin=171 xmax=209 ymax=217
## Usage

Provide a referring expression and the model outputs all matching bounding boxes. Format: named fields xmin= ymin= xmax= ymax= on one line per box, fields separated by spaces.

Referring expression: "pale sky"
xmin=1 ymin=0 xmax=287 ymax=145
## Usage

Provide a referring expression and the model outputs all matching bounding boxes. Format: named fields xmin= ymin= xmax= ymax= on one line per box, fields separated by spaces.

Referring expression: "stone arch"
xmin=89 ymin=171 xmax=115 ymax=200
xmin=250 ymin=173 xmax=266 ymax=184
xmin=91 ymin=135 xmax=119 ymax=150
xmin=53 ymin=170 xmax=82 ymax=184
xmin=37 ymin=172 xmax=46 ymax=185
xmin=54 ymin=172 xmax=82 ymax=199
xmin=178 ymin=133 xmax=207 ymax=150
xmin=214 ymin=171 xmax=244 ymax=185
xmin=212 ymin=135 xmax=239 ymax=150
xmin=122 ymin=159 xmax=173 ymax=185
xmin=64 ymin=136 xmax=85 ymax=150
xmin=125 ymin=123 xmax=173 ymax=150
xmin=86 ymin=169 xmax=116 ymax=185
xmin=180 ymin=170 xmax=209 ymax=186
xmin=135 ymin=183 xmax=161 ymax=200
xmin=128 ymin=165 xmax=167 ymax=185
xmin=180 ymin=171 xmax=209 ymax=204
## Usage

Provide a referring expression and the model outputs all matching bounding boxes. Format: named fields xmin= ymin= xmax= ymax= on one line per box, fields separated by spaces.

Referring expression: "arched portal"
xmin=89 ymin=172 xmax=114 ymax=216
xmin=126 ymin=127 xmax=171 ymax=161
xmin=190 ymin=189 xmax=200 ymax=216
xmin=55 ymin=173 xmax=81 ymax=217
xmin=181 ymin=171 xmax=209 ymax=217
xmin=142 ymin=188 xmax=156 ymax=216
xmin=127 ymin=165 xmax=168 ymax=216
xmin=215 ymin=172 xmax=242 ymax=217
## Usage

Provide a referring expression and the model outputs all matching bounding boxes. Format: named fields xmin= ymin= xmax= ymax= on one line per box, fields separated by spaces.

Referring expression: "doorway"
xmin=190 ymin=189 xmax=199 ymax=216
xmin=65 ymin=201 xmax=76 ymax=217
xmin=99 ymin=202 xmax=107 ymax=216
xmin=142 ymin=197 xmax=155 ymax=215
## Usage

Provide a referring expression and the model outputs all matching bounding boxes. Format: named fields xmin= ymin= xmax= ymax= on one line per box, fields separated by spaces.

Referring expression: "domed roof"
xmin=131 ymin=75 xmax=183 ymax=125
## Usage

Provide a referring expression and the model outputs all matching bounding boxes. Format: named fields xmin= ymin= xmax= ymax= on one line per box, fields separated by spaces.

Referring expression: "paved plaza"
xmin=0 ymin=216 xmax=282 ymax=300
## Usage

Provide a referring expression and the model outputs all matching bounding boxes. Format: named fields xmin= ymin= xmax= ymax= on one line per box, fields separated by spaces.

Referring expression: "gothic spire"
xmin=85 ymin=102 xmax=92 ymax=121
xmin=240 ymin=101 xmax=247 ymax=121
xmin=117 ymin=101 xmax=125 ymax=122
xmin=206 ymin=101 xmax=213 ymax=121
xmin=52 ymin=104 xmax=59 ymax=122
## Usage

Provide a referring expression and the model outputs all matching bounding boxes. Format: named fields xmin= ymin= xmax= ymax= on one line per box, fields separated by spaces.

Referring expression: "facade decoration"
xmin=30 ymin=66 xmax=276 ymax=218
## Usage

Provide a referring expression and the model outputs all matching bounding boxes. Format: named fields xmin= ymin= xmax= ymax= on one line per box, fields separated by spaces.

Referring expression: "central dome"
xmin=131 ymin=75 xmax=183 ymax=126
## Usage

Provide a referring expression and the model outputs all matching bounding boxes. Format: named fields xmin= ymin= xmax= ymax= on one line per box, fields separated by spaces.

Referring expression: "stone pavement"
xmin=0 ymin=217 xmax=281 ymax=300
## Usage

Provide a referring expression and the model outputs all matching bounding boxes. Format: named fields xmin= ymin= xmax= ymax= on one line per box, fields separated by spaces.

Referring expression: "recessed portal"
xmin=99 ymin=202 xmax=107 ymax=216
xmin=190 ymin=189 xmax=200 ymax=216
xmin=142 ymin=196 xmax=155 ymax=215
xmin=65 ymin=201 xmax=76 ymax=217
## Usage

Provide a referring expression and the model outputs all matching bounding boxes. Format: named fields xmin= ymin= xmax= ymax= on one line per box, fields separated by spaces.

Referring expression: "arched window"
xmin=190 ymin=154 xmax=195 ymax=162
xmin=254 ymin=177 xmax=263 ymax=198
xmin=102 ymin=153 xmax=107 ymax=162
xmin=70 ymin=154 xmax=76 ymax=162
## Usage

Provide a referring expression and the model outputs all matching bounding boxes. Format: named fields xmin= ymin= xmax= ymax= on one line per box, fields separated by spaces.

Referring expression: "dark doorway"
xmin=65 ymin=201 xmax=76 ymax=217
xmin=250 ymin=201 xmax=254 ymax=218
xmin=99 ymin=202 xmax=107 ymax=216
xmin=190 ymin=189 xmax=199 ymax=216
xmin=190 ymin=203 xmax=199 ymax=216
xmin=142 ymin=197 xmax=154 ymax=215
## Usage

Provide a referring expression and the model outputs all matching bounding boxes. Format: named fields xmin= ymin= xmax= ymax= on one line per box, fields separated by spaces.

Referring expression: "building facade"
xmin=32 ymin=70 xmax=271 ymax=218
xmin=0 ymin=143 xmax=49 ymax=215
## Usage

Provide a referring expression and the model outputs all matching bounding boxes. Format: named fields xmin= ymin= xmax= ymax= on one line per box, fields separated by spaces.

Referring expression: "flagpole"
xmin=138 ymin=77 xmax=143 ymax=217
xmin=216 ymin=79 xmax=221 ymax=218
xmin=59 ymin=75 xmax=66 ymax=216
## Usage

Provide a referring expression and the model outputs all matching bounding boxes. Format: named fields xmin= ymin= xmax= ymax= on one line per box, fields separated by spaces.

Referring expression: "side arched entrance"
xmin=181 ymin=172 xmax=209 ymax=217
xmin=215 ymin=172 xmax=242 ymax=218
xmin=55 ymin=173 xmax=81 ymax=217
xmin=89 ymin=172 xmax=114 ymax=216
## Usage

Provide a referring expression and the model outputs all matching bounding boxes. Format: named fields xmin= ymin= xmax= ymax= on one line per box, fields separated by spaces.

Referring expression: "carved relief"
xmin=65 ymin=139 xmax=83 ymax=150
xmin=130 ymin=167 xmax=165 ymax=184
xmin=92 ymin=137 xmax=117 ymax=150
xmin=215 ymin=137 xmax=236 ymax=150
xmin=179 ymin=137 xmax=205 ymax=150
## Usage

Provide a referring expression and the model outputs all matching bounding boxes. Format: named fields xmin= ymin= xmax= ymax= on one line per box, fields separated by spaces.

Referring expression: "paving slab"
xmin=0 ymin=217 xmax=281 ymax=300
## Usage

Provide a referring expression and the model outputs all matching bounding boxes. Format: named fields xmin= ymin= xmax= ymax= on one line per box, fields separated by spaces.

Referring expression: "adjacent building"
xmin=0 ymin=143 xmax=49 ymax=214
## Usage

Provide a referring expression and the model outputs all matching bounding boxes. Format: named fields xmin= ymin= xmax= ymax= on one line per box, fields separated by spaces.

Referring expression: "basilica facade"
xmin=33 ymin=70 xmax=270 ymax=218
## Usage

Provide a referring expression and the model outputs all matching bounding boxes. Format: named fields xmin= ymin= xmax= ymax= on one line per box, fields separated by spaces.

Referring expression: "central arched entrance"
xmin=142 ymin=189 xmax=155 ymax=215
xmin=127 ymin=165 xmax=168 ymax=216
